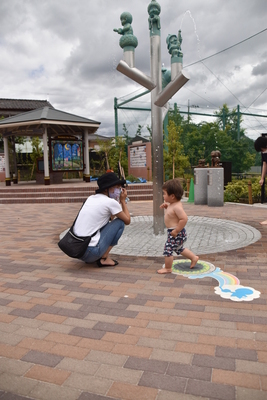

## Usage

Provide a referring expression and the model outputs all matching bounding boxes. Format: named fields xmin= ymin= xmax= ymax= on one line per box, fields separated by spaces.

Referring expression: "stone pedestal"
xmin=194 ymin=168 xmax=208 ymax=205
xmin=83 ymin=174 xmax=90 ymax=182
xmin=35 ymin=172 xmax=63 ymax=185
xmin=207 ymin=168 xmax=224 ymax=207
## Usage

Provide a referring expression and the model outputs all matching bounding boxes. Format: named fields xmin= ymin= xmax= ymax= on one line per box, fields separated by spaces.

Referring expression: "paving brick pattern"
xmin=112 ymin=215 xmax=262 ymax=256
xmin=0 ymin=198 xmax=266 ymax=400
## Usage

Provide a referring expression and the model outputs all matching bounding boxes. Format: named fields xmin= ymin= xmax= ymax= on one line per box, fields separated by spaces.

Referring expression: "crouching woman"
xmin=74 ymin=172 xmax=131 ymax=267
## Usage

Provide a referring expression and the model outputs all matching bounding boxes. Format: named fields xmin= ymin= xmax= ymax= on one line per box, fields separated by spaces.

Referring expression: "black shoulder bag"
xmin=58 ymin=204 xmax=97 ymax=259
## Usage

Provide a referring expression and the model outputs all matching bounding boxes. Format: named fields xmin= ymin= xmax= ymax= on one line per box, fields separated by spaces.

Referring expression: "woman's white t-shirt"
xmin=73 ymin=194 xmax=122 ymax=246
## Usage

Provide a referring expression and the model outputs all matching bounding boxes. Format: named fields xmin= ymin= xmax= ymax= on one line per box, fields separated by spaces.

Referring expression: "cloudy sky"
xmin=0 ymin=0 xmax=266 ymax=140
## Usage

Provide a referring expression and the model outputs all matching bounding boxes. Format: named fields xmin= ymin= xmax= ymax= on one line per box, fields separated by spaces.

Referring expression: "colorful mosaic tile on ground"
xmin=171 ymin=260 xmax=261 ymax=302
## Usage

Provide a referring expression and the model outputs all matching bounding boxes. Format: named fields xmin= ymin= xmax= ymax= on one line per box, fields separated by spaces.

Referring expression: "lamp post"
xmin=114 ymin=0 xmax=189 ymax=234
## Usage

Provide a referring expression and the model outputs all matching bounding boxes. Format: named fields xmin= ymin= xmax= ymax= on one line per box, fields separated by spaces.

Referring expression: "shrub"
xmin=224 ymin=178 xmax=261 ymax=203
xmin=126 ymin=174 xmax=139 ymax=183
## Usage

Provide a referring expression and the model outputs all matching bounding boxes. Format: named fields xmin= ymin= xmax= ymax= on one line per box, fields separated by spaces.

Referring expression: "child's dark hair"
xmin=254 ymin=136 xmax=267 ymax=152
xmin=162 ymin=178 xmax=184 ymax=200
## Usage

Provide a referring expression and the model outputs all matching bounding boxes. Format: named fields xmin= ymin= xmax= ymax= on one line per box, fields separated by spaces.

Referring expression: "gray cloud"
xmin=0 ymin=0 xmax=266 ymax=140
xmin=252 ymin=60 xmax=267 ymax=76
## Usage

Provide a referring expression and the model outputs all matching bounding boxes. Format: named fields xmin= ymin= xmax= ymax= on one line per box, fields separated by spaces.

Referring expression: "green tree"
xmin=29 ymin=136 xmax=43 ymax=178
xmin=146 ymin=125 xmax=152 ymax=141
xmin=168 ymin=103 xmax=184 ymax=127
xmin=136 ymin=124 xmax=143 ymax=136
xmin=122 ymin=123 xmax=130 ymax=146
xmin=96 ymin=138 xmax=114 ymax=172
xmin=183 ymin=127 xmax=204 ymax=167
xmin=109 ymin=136 xmax=128 ymax=177
xmin=183 ymin=122 xmax=220 ymax=166
xmin=215 ymin=104 xmax=245 ymax=142
xmin=164 ymin=120 xmax=190 ymax=178
xmin=168 ymin=104 xmax=256 ymax=173
xmin=216 ymin=127 xmax=255 ymax=172
xmin=213 ymin=104 xmax=256 ymax=172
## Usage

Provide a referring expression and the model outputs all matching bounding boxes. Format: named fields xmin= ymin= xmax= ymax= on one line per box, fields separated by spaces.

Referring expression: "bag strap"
xmin=71 ymin=201 xmax=97 ymax=238
xmin=71 ymin=201 xmax=85 ymax=229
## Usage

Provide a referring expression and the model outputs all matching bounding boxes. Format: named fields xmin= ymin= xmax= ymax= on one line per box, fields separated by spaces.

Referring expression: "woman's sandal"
xmin=96 ymin=258 xmax=119 ymax=267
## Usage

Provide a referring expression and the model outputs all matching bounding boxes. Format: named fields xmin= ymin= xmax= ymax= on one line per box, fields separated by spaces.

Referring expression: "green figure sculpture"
xmin=178 ymin=30 xmax=183 ymax=49
xmin=113 ymin=12 xmax=138 ymax=50
xmin=114 ymin=1 xmax=189 ymax=234
xmin=161 ymin=67 xmax=171 ymax=89
xmin=147 ymin=0 xmax=161 ymax=33
xmin=166 ymin=30 xmax=183 ymax=59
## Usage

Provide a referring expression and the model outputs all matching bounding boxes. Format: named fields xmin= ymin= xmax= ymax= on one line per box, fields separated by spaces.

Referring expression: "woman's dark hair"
xmin=254 ymin=136 xmax=267 ymax=152
xmin=162 ymin=178 xmax=184 ymax=201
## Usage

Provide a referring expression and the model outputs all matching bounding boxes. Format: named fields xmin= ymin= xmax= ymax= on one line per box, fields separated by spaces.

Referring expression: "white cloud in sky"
xmin=0 ymin=0 xmax=266 ymax=139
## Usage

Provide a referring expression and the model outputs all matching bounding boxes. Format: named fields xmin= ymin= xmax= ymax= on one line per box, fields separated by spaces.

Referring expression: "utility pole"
xmin=187 ymin=99 xmax=190 ymax=123
xmin=237 ymin=104 xmax=240 ymax=141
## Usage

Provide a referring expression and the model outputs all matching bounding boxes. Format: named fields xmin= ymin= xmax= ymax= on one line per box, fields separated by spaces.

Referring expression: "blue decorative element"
xmin=214 ymin=285 xmax=260 ymax=302
xmin=126 ymin=177 xmax=147 ymax=184
xmin=171 ymin=260 xmax=261 ymax=302
xmin=231 ymin=288 xmax=254 ymax=298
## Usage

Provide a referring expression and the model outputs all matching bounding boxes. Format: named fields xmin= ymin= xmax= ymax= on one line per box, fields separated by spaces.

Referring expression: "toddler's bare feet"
xmin=157 ymin=268 xmax=172 ymax=274
xmin=190 ymin=256 xmax=199 ymax=269
xmin=260 ymin=220 xmax=267 ymax=225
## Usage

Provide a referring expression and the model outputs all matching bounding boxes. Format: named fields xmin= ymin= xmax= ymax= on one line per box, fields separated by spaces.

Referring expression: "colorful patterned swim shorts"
xmin=163 ymin=228 xmax=187 ymax=257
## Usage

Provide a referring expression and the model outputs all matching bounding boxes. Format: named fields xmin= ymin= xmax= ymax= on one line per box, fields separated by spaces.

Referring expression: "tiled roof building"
xmin=0 ymin=98 xmax=54 ymax=118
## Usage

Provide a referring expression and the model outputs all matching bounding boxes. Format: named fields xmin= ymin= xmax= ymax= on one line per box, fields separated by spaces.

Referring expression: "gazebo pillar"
xmin=3 ymin=137 xmax=11 ymax=186
xmin=43 ymin=126 xmax=50 ymax=185
xmin=83 ymin=128 xmax=90 ymax=182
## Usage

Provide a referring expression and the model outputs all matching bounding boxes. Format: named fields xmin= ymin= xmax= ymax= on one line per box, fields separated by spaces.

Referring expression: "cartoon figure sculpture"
xmin=148 ymin=0 xmax=161 ymax=31
xmin=113 ymin=12 xmax=138 ymax=50
xmin=178 ymin=30 xmax=182 ymax=49
xmin=211 ymin=150 xmax=221 ymax=167
xmin=197 ymin=159 xmax=206 ymax=168
xmin=114 ymin=1 xmax=190 ymax=235
xmin=166 ymin=30 xmax=183 ymax=59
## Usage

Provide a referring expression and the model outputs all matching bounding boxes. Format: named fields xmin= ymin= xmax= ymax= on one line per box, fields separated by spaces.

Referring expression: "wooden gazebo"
xmin=0 ymin=106 xmax=100 ymax=185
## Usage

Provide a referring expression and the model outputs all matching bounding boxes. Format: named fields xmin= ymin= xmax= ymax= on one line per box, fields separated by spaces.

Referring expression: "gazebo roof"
xmin=0 ymin=98 xmax=54 ymax=117
xmin=0 ymin=106 xmax=101 ymax=137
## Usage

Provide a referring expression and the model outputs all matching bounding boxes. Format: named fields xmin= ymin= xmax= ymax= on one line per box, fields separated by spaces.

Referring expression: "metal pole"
xmin=188 ymin=99 xmax=190 ymax=123
xmin=237 ymin=104 xmax=240 ymax=141
xmin=150 ymin=24 xmax=164 ymax=234
xmin=43 ymin=126 xmax=50 ymax=185
xmin=84 ymin=128 xmax=90 ymax=182
xmin=114 ymin=98 xmax=119 ymax=138
xmin=223 ymin=108 xmax=225 ymax=131
xmin=117 ymin=90 xmax=150 ymax=107
xmin=3 ymin=137 xmax=11 ymax=186
xmin=114 ymin=1 xmax=190 ymax=234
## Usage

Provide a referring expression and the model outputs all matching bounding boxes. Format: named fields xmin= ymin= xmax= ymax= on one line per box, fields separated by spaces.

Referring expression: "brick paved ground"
xmin=0 ymin=200 xmax=266 ymax=400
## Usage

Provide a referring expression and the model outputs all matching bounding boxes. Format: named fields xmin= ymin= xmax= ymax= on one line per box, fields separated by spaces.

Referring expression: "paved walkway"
xmin=0 ymin=200 xmax=266 ymax=400
xmin=112 ymin=214 xmax=262 ymax=257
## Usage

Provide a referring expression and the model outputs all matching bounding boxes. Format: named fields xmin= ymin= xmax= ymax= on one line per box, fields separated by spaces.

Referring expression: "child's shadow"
xmin=173 ymin=261 xmax=202 ymax=271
